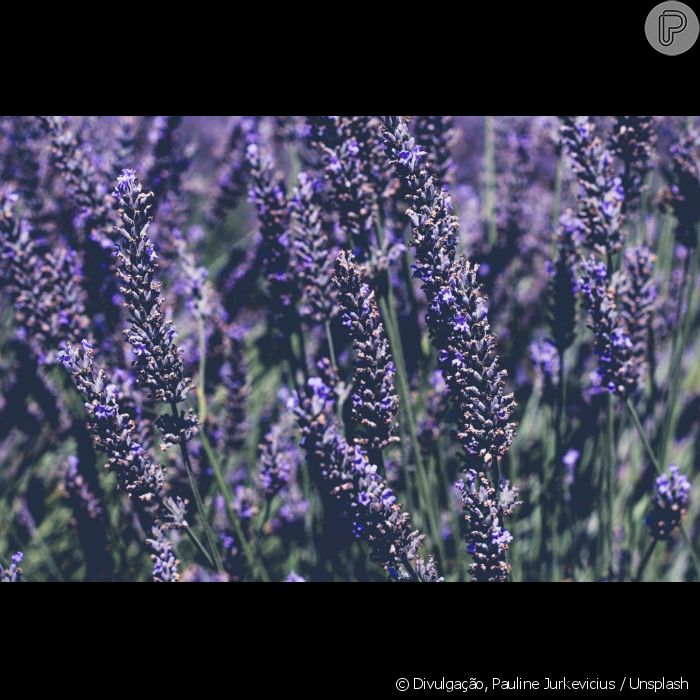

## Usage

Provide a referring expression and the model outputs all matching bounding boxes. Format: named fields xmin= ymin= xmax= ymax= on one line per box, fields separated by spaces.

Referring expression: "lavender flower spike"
xmin=58 ymin=340 xmax=184 ymax=519
xmin=112 ymin=169 xmax=193 ymax=406
xmin=646 ymin=465 xmax=691 ymax=540
xmin=289 ymin=171 xmax=337 ymax=323
xmin=456 ymin=471 xmax=521 ymax=582
xmin=59 ymin=340 xmax=186 ymax=581
xmin=246 ymin=143 xmax=297 ymax=318
xmin=577 ymin=256 xmax=638 ymax=396
xmin=147 ymin=526 xmax=181 ymax=582
xmin=379 ymin=116 xmax=516 ymax=469
xmin=0 ymin=552 xmax=23 ymax=582
xmin=294 ymin=376 xmax=441 ymax=581
xmin=616 ymin=246 xmax=656 ymax=383
xmin=0 ymin=189 xmax=91 ymax=363
xmin=608 ymin=116 xmax=656 ymax=213
xmin=413 ymin=116 xmax=456 ymax=187
xmin=333 ymin=250 xmax=399 ymax=455
xmin=380 ymin=116 xmax=519 ymax=579
xmin=660 ymin=125 xmax=700 ymax=249
xmin=559 ymin=116 xmax=625 ymax=254
xmin=259 ymin=414 xmax=298 ymax=499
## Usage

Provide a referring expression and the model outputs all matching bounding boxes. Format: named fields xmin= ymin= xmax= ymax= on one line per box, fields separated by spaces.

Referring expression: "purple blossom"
xmin=333 ymin=250 xmax=399 ymax=455
xmin=285 ymin=571 xmax=306 ymax=582
xmin=293 ymin=375 xmax=441 ymax=581
xmin=0 ymin=552 xmax=24 ymax=582
xmin=577 ymin=256 xmax=639 ymax=396
xmin=560 ymin=116 xmax=625 ymax=254
xmin=455 ymin=470 xmax=521 ymax=582
xmin=646 ymin=465 xmax=691 ymax=540
xmin=112 ymin=169 xmax=193 ymax=407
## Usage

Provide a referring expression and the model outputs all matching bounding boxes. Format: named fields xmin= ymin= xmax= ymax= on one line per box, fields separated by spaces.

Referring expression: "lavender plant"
xmin=293 ymin=374 xmax=440 ymax=581
xmin=380 ymin=116 xmax=519 ymax=579
xmin=2 ymin=115 xmax=700 ymax=583
xmin=58 ymin=340 xmax=186 ymax=580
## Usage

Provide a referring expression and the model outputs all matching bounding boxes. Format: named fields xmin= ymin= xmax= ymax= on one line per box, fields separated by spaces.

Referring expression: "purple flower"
xmin=380 ymin=117 xmax=516 ymax=472
xmin=646 ymin=465 xmax=691 ymax=540
xmin=112 ymin=169 xmax=192 ymax=406
xmin=285 ymin=572 xmax=306 ymax=582
xmin=333 ymin=251 xmax=399 ymax=455
xmin=293 ymin=377 xmax=441 ymax=581
xmin=608 ymin=116 xmax=655 ymax=214
xmin=455 ymin=470 xmax=521 ymax=582
xmin=246 ymin=142 xmax=297 ymax=317
xmin=0 ymin=552 xmax=24 ymax=582
xmin=560 ymin=116 xmax=625 ymax=254
xmin=289 ymin=171 xmax=337 ymax=323
xmin=529 ymin=339 xmax=560 ymax=393
xmin=412 ymin=116 xmax=456 ymax=187
xmin=59 ymin=339 xmax=186 ymax=581
xmin=258 ymin=413 xmax=301 ymax=499
xmin=577 ymin=256 xmax=639 ymax=396
xmin=94 ymin=403 xmax=115 ymax=420
xmin=146 ymin=527 xmax=180 ymax=583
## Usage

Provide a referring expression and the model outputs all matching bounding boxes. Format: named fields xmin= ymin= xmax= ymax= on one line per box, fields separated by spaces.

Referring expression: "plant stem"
xmin=606 ymin=395 xmax=615 ymax=575
xmin=199 ymin=429 xmax=269 ymax=581
xmin=660 ymin=243 xmax=699 ymax=467
xmin=377 ymin=293 xmax=444 ymax=563
xmin=170 ymin=401 xmax=224 ymax=573
xmin=197 ymin=316 xmax=207 ymax=424
xmin=484 ymin=116 xmax=497 ymax=247
xmin=324 ymin=320 xmax=337 ymax=370
xmin=539 ymin=402 xmax=556 ymax=580
xmin=182 ymin=523 xmax=215 ymax=569
xmin=553 ymin=350 xmax=567 ymax=575
xmin=400 ymin=555 xmax=420 ymax=582
xmin=634 ymin=539 xmax=656 ymax=582
xmin=551 ymin=149 xmax=563 ymax=231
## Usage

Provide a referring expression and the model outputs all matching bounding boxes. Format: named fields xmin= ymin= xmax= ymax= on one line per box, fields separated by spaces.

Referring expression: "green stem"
xmin=199 ymin=430 xmax=269 ymax=580
xmin=257 ymin=499 xmax=272 ymax=541
xmin=660 ymin=243 xmax=699 ymax=467
xmin=377 ymin=294 xmax=443 ymax=562
xmin=606 ymin=395 xmax=615 ymax=575
xmin=551 ymin=150 xmax=563 ymax=231
xmin=401 ymin=555 xmax=420 ymax=582
xmin=539 ymin=405 xmax=555 ymax=580
xmin=171 ymin=402 xmax=224 ymax=573
xmin=182 ymin=523 xmax=215 ymax=569
xmin=484 ymin=116 xmax=497 ymax=247
xmin=324 ymin=320 xmax=337 ymax=371
xmin=197 ymin=316 xmax=207 ymax=424
xmin=296 ymin=323 xmax=309 ymax=382
xmin=546 ymin=351 xmax=568 ymax=581
xmin=634 ymin=539 xmax=656 ymax=582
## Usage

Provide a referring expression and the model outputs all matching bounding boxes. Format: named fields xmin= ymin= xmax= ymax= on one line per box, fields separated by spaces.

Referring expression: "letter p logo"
xmin=659 ymin=9 xmax=687 ymax=45
xmin=646 ymin=2 xmax=699 ymax=55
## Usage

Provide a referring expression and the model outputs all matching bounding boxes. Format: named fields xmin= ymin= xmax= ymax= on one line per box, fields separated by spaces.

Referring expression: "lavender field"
xmin=0 ymin=115 xmax=698 ymax=583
